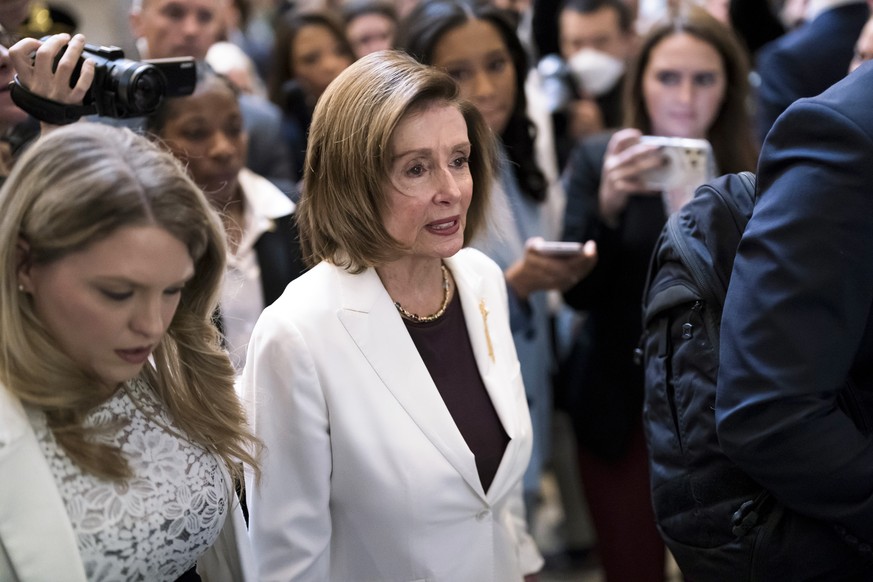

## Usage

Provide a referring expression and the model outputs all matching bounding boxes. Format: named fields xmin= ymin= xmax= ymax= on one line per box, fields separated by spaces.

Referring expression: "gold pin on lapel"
xmin=479 ymin=299 xmax=495 ymax=363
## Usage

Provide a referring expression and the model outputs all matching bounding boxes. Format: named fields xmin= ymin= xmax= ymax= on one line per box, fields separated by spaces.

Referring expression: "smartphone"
xmin=638 ymin=136 xmax=715 ymax=193
xmin=527 ymin=239 xmax=583 ymax=256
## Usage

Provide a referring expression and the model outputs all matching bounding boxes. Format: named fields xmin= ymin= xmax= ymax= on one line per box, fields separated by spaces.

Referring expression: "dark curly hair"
xmin=396 ymin=0 xmax=547 ymax=203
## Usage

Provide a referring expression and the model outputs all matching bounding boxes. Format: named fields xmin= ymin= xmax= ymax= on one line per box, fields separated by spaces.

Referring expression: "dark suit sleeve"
xmin=717 ymin=97 xmax=873 ymax=542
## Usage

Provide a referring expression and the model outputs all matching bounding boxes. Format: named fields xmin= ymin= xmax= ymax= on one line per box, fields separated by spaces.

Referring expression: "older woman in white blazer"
xmin=242 ymin=50 xmax=545 ymax=581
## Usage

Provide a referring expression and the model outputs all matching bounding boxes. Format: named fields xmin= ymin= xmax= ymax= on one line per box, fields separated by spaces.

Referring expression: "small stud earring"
xmin=17 ymin=283 xmax=24 ymax=292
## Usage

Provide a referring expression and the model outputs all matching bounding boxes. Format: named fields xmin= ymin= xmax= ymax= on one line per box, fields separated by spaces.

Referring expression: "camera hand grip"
xmin=9 ymin=75 xmax=95 ymax=125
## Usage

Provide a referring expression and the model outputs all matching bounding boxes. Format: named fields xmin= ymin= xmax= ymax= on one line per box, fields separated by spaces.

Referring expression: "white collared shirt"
xmin=221 ymin=168 xmax=295 ymax=373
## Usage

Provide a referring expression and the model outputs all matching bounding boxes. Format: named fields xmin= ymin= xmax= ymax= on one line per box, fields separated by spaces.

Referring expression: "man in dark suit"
xmin=754 ymin=0 xmax=869 ymax=143
xmin=717 ymin=60 xmax=873 ymax=578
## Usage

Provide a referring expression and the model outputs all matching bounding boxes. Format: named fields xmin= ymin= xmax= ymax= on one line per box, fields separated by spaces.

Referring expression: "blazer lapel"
xmin=0 ymin=391 xmax=87 ymax=581
xmin=447 ymin=255 xmax=519 ymax=440
xmin=446 ymin=255 xmax=523 ymax=504
xmin=335 ymin=267 xmax=487 ymax=500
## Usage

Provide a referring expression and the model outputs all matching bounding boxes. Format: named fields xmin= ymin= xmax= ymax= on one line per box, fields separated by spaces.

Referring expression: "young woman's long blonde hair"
xmin=0 ymin=124 xmax=259 ymax=481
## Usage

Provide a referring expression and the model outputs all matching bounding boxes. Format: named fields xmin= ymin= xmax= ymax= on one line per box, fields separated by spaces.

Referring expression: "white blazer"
xmin=243 ymin=248 xmax=544 ymax=581
xmin=0 ymin=384 xmax=254 ymax=582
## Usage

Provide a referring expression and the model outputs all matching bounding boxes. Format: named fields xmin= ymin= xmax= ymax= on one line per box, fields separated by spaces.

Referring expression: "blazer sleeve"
xmin=243 ymin=306 xmax=332 ymax=581
xmin=717 ymin=96 xmax=873 ymax=542
xmin=508 ymin=477 xmax=545 ymax=575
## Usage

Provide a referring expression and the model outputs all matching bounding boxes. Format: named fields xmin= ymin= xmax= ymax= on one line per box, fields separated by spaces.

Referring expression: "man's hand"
xmin=10 ymin=33 xmax=94 ymax=105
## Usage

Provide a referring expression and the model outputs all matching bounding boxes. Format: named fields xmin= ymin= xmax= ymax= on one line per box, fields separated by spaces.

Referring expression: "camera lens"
xmin=128 ymin=68 xmax=165 ymax=113
xmin=104 ymin=60 xmax=166 ymax=116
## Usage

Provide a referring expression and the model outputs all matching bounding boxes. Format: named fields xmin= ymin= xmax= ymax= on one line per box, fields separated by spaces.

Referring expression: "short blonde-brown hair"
xmin=298 ymin=49 xmax=496 ymax=273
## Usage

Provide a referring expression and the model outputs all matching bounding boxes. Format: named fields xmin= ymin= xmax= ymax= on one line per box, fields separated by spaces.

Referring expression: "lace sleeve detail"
xmin=29 ymin=378 xmax=230 ymax=581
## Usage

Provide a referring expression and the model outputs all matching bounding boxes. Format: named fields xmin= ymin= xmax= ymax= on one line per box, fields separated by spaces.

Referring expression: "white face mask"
xmin=567 ymin=47 xmax=625 ymax=97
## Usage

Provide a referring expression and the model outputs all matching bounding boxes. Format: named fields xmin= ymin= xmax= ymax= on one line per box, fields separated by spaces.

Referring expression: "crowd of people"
xmin=1 ymin=0 xmax=873 ymax=580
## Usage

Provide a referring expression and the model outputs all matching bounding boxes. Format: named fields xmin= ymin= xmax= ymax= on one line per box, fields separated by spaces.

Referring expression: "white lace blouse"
xmin=27 ymin=378 xmax=229 ymax=581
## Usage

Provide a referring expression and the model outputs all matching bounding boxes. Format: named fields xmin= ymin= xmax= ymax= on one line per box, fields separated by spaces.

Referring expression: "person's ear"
xmin=16 ymin=237 xmax=33 ymax=293
xmin=129 ymin=9 xmax=144 ymax=42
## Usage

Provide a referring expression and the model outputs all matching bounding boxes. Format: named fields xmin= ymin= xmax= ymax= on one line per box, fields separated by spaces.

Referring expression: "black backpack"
xmin=639 ymin=172 xmax=766 ymax=579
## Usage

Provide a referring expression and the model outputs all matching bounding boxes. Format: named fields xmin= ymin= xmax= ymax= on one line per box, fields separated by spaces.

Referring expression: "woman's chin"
xmin=437 ymin=239 xmax=465 ymax=259
xmin=406 ymin=241 xmax=464 ymax=262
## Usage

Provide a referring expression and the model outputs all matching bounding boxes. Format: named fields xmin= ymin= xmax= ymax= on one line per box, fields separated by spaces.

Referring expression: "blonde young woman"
xmin=0 ymin=123 xmax=258 ymax=581
xmin=243 ymin=50 xmax=544 ymax=581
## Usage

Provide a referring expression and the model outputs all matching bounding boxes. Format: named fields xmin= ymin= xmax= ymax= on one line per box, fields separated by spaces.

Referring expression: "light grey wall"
xmin=52 ymin=0 xmax=137 ymax=57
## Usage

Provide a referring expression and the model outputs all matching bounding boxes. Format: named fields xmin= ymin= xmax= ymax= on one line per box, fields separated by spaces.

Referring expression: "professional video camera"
xmin=10 ymin=41 xmax=196 ymax=125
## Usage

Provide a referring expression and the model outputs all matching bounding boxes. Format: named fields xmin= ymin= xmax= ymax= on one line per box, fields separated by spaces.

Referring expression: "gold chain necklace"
xmin=394 ymin=264 xmax=450 ymax=323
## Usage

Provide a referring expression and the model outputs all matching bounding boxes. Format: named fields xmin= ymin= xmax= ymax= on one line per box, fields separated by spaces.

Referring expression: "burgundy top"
xmin=403 ymin=290 xmax=510 ymax=493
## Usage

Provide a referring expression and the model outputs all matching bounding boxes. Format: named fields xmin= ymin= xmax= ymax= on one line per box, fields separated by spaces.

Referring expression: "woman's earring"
xmin=17 ymin=283 xmax=24 ymax=292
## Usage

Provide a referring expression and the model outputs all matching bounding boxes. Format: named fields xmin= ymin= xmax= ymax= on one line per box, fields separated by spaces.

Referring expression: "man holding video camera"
xmin=6 ymin=0 xmax=295 ymax=194
xmin=129 ymin=0 xmax=295 ymax=195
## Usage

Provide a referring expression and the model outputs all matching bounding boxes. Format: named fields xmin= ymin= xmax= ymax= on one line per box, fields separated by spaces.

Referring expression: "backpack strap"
xmin=708 ymin=171 xmax=756 ymax=235
xmin=667 ymin=212 xmax=724 ymax=305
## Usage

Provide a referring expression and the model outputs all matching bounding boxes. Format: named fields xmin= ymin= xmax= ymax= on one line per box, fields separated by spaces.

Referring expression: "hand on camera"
xmin=9 ymin=33 xmax=94 ymax=106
